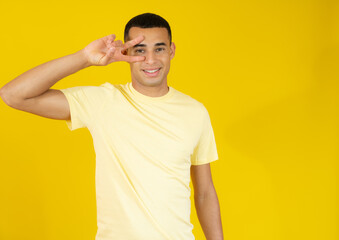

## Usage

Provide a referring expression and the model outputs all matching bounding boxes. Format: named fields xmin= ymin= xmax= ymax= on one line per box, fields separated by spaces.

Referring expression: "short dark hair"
xmin=124 ymin=13 xmax=172 ymax=44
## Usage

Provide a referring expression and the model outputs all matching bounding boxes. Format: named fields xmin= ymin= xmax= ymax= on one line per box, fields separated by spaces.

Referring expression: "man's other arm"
xmin=191 ymin=163 xmax=224 ymax=240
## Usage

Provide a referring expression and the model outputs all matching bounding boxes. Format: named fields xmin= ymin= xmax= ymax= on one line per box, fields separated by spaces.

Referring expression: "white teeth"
xmin=144 ymin=69 xmax=159 ymax=73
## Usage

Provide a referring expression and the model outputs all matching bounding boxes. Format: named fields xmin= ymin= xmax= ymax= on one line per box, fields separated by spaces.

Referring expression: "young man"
xmin=0 ymin=13 xmax=223 ymax=240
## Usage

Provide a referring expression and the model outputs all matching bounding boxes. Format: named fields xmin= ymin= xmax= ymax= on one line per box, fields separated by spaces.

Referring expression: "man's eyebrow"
xmin=133 ymin=42 xmax=167 ymax=48
xmin=133 ymin=44 xmax=146 ymax=48
xmin=155 ymin=42 xmax=166 ymax=46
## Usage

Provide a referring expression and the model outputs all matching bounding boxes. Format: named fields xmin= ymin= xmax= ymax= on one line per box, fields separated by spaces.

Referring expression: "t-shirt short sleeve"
xmin=60 ymin=86 xmax=95 ymax=131
xmin=191 ymin=105 xmax=219 ymax=165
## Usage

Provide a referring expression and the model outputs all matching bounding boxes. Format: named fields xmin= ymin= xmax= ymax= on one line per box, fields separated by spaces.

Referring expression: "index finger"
xmin=122 ymin=35 xmax=145 ymax=50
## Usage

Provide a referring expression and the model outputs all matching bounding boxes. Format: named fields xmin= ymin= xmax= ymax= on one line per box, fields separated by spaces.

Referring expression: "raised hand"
xmin=82 ymin=34 xmax=146 ymax=66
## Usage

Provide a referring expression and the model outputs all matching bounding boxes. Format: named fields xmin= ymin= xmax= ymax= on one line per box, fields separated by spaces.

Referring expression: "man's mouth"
xmin=142 ymin=68 xmax=161 ymax=77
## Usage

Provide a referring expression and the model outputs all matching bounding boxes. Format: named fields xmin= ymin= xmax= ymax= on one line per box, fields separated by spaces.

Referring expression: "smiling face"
xmin=126 ymin=27 xmax=175 ymax=91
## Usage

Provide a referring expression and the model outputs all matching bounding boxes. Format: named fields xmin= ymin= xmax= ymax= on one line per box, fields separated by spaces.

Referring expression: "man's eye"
xmin=135 ymin=49 xmax=144 ymax=53
xmin=156 ymin=48 xmax=165 ymax=52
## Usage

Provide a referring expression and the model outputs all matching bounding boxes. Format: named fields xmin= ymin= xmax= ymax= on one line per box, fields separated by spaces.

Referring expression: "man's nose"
xmin=144 ymin=51 xmax=156 ymax=64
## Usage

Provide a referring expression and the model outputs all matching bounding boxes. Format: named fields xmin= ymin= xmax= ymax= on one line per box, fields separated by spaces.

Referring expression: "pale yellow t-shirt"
xmin=60 ymin=81 xmax=219 ymax=240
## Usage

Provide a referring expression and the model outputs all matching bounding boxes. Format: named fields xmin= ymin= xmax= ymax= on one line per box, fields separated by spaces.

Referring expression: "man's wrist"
xmin=74 ymin=49 xmax=92 ymax=68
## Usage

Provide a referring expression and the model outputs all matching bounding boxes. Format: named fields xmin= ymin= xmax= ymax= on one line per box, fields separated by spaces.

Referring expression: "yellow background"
xmin=0 ymin=0 xmax=338 ymax=239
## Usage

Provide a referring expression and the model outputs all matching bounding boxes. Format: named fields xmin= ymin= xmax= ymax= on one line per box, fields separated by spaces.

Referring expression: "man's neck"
xmin=131 ymin=80 xmax=169 ymax=97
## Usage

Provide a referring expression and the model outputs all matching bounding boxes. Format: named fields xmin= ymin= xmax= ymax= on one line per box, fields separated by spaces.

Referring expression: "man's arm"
xmin=0 ymin=50 xmax=90 ymax=119
xmin=0 ymin=34 xmax=145 ymax=120
xmin=191 ymin=163 xmax=223 ymax=240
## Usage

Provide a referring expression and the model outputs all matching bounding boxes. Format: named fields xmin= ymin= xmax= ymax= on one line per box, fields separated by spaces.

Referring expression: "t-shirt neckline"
xmin=127 ymin=81 xmax=174 ymax=102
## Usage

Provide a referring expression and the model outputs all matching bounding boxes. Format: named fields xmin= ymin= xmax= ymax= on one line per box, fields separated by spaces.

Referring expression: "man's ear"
xmin=170 ymin=42 xmax=176 ymax=60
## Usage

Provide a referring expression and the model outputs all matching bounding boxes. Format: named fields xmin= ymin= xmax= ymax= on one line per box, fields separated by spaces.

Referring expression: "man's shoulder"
xmin=77 ymin=82 xmax=121 ymax=94
xmin=99 ymin=82 xmax=117 ymax=89
xmin=63 ymin=82 xmax=114 ymax=91
xmin=61 ymin=82 xmax=121 ymax=100
xmin=99 ymin=81 xmax=129 ymax=93
xmin=172 ymin=87 xmax=205 ymax=109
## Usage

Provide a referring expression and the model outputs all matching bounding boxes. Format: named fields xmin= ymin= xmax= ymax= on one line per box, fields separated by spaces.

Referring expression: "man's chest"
xmin=92 ymin=100 xmax=202 ymax=166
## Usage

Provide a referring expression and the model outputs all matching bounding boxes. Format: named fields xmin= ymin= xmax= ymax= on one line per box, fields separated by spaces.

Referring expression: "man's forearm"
xmin=194 ymin=188 xmax=224 ymax=240
xmin=0 ymin=49 xmax=91 ymax=102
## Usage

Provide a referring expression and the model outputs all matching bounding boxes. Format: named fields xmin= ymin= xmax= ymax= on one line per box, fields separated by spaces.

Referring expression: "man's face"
xmin=126 ymin=27 xmax=175 ymax=88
